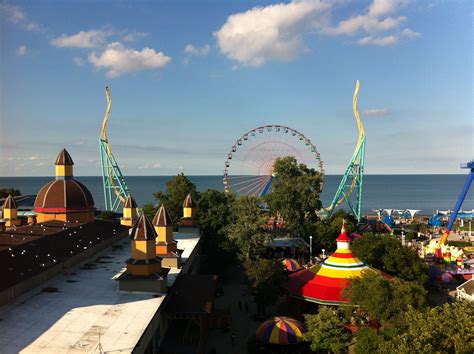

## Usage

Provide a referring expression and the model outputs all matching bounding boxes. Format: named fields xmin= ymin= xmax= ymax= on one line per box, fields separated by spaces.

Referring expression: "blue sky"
xmin=0 ymin=0 xmax=472 ymax=176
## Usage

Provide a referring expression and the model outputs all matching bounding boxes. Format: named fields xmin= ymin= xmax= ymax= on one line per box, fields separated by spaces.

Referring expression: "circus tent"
xmin=287 ymin=224 xmax=368 ymax=305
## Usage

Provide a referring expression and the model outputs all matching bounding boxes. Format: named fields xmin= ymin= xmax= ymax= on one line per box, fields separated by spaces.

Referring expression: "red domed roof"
xmin=34 ymin=179 xmax=94 ymax=213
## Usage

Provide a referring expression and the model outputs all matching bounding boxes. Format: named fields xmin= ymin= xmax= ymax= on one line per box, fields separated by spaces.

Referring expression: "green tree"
xmin=378 ymin=302 xmax=474 ymax=354
xmin=351 ymin=233 xmax=428 ymax=284
xmin=304 ymin=306 xmax=352 ymax=353
xmin=244 ymin=258 xmax=287 ymax=315
xmin=142 ymin=202 xmax=157 ymax=221
xmin=153 ymin=173 xmax=198 ymax=225
xmin=197 ymin=189 xmax=237 ymax=273
xmin=354 ymin=328 xmax=388 ymax=354
xmin=348 ymin=270 xmax=426 ymax=324
xmin=265 ymin=156 xmax=323 ymax=238
xmin=99 ymin=210 xmax=116 ymax=220
xmin=197 ymin=189 xmax=235 ymax=237
xmin=0 ymin=188 xmax=21 ymax=198
xmin=226 ymin=195 xmax=270 ymax=260
xmin=314 ymin=210 xmax=358 ymax=251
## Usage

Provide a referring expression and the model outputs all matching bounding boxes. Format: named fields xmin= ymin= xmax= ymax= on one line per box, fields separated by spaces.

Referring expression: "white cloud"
xmin=185 ymin=44 xmax=211 ymax=56
xmin=363 ymin=108 xmax=390 ymax=116
xmin=51 ymin=29 xmax=112 ymax=48
xmin=214 ymin=0 xmax=331 ymax=67
xmin=0 ymin=3 xmax=42 ymax=32
xmin=73 ymin=57 xmax=85 ymax=66
xmin=401 ymin=28 xmax=420 ymax=39
xmin=88 ymin=42 xmax=171 ymax=78
xmin=368 ymin=0 xmax=408 ymax=17
xmin=184 ymin=44 xmax=211 ymax=63
xmin=122 ymin=31 xmax=148 ymax=42
xmin=138 ymin=162 xmax=161 ymax=169
xmin=357 ymin=35 xmax=398 ymax=46
xmin=328 ymin=14 xmax=406 ymax=35
xmin=325 ymin=0 xmax=419 ymax=47
xmin=215 ymin=0 xmax=419 ymax=66
xmin=16 ymin=45 xmax=27 ymax=56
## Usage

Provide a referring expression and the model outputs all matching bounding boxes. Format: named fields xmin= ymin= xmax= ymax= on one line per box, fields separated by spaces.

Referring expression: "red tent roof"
xmin=287 ymin=225 xmax=368 ymax=305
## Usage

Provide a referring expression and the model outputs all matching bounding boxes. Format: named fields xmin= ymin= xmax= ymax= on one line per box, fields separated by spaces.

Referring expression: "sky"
xmin=0 ymin=0 xmax=472 ymax=176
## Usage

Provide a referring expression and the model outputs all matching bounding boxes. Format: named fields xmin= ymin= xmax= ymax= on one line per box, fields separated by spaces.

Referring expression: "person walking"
xmin=231 ymin=332 xmax=236 ymax=347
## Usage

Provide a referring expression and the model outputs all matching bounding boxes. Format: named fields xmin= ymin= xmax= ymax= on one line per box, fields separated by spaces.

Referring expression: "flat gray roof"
xmin=0 ymin=229 xmax=200 ymax=353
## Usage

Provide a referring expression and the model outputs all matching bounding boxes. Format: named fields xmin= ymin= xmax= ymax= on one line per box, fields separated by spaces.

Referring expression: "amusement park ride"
xmin=223 ymin=80 xmax=366 ymax=221
xmin=99 ymin=87 xmax=131 ymax=212
xmin=440 ymin=160 xmax=474 ymax=245
xmin=99 ymin=82 xmax=367 ymax=221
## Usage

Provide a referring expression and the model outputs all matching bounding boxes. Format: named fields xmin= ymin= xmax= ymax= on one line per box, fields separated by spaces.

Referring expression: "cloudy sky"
xmin=0 ymin=0 xmax=472 ymax=176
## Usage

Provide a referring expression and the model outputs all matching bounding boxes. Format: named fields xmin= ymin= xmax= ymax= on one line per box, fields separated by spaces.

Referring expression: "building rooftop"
xmin=0 ymin=220 xmax=126 ymax=291
xmin=0 ymin=225 xmax=201 ymax=353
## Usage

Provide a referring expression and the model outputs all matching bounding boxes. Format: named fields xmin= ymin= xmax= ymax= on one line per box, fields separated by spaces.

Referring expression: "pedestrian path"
xmin=207 ymin=266 xmax=263 ymax=354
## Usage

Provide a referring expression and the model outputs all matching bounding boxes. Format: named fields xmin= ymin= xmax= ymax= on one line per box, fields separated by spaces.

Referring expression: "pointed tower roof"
xmin=336 ymin=221 xmax=351 ymax=242
xmin=55 ymin=148 xmax=74 ymax=165
xmin=130 ymin=211 xmax=157 ymax=240
xmin=287 ymin=224 xmax=368 ymax=305
xmin=183 ymin=193 xmax=194 ymax=208
xmin=2 ymin=195 xmax=17 ymax=209
xmin=124 ymin=194 xmax=137 ymax=208
xmin=153 ymin=205 xmax=173 ymax=226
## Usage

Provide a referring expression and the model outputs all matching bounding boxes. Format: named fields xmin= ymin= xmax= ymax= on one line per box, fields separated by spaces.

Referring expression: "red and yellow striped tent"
xmin=256 ymin=316 xmax=305 ymax=344
xmin=287 ymin=224 xmax=368 ymax=305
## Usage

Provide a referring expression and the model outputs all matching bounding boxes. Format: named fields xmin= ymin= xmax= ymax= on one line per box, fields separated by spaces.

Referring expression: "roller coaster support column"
xmin=440 ymin=161 xmax=474 ymax=244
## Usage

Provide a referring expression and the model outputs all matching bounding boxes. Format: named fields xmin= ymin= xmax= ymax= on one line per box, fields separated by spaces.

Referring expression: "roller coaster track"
xmin=99 ymin=87 xmax=130 ymax=211
xmin=324 ymin=80 xmax=366 ymax=221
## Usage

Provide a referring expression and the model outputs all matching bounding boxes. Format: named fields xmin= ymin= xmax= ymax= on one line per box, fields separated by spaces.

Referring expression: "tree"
xmin=197 ymin=189 xmax=235 ymax=237
xmin=142 ymin=202 xmax=157 ymax=221
xmin=226 ymin=195 xmax=270 ymax=260
xmin=376 ymin=302 xmax=474 ymax=353
xmin=314 ymin=210 xmax=358 ymax=251
xmin=354 ymin=328 xmax=388 ymax=354
xmin=197 ymin=189 xmax=237 ymax=273
xmin=304 ymin=306 xmax=352 ymax=353
xmin=153 ymin=173 xmax=198 ymax=225
xmin=348 ymin=270 xmax=426 ymax=324
xmin=351 ymin=233 xmax=428 ymax=284
xmin=265 ymin=156 xmax=323 ymax=238
xmin=244 ymin=258 xmax=287 ymax=315
xmin=0 ymin=188 xmax=21 ymax=198
xmin=99 ymin=210 xmax=116 ymax=220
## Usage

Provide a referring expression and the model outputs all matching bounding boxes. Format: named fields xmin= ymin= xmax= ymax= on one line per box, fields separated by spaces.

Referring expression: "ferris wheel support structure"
xmin=99 ymin=87 xmax=130 ymax=212
xmin=324 ymin=80 xmax=366 ymax=221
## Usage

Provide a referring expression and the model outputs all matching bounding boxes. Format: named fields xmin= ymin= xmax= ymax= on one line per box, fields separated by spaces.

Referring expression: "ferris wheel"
xmin=223 ymin=125 xmax=324 ymax=197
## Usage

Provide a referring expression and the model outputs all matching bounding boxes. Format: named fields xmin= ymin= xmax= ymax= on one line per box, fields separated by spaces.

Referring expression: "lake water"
xmin=0 ymin=175 xmax=472 ymax=215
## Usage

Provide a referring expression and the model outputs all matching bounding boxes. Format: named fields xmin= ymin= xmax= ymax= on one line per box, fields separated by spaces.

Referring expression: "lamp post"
xmin=309 ymin=235 xmax=313 ymax=263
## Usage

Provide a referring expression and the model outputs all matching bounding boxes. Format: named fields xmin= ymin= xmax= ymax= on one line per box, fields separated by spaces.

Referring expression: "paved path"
xmin=206 ymin=266 xmax=275 ymax=354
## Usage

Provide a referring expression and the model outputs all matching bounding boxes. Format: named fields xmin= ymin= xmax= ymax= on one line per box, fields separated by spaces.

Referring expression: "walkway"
xmin=207 ymin=266 xmax=275 ymax=354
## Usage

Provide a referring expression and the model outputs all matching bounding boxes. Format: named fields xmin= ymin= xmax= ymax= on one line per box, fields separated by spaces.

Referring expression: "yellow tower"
xmin=181 ymin=193 xmax=198 ymax=227
xmin=2 ymin=195 xmax=21 ymax=227
xmin=55 ymin=148 xmax=74 ymax=179
xmin=126 ymin=211 xmax=162 ymax=276
xmin=153 ymin=205 xmax=180 ymax=268
xmin=121 ymin=194 xmax=138 ymax=227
